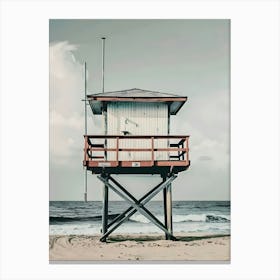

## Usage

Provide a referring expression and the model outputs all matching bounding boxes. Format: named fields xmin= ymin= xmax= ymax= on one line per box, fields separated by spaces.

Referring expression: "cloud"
xmin=198 ymin=155 xmax=213 ymax=161
xmin=50 ymin=41 xmax=106 ymax=168
xmin=49 ymin=41 xmax=104 ymax=166
xmin=49 ymin=41 xmax=84 ymax=116
xmin=171 ymin=88 xmax=230 ymax=172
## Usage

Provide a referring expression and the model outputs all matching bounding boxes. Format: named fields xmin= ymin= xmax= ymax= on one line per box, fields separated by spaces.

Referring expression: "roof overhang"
xmin=87 ymin=96 xmax=188 ymax=115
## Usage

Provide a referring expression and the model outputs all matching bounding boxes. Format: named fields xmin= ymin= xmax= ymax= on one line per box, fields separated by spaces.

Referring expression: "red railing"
xmin=83 ymin=135 xmax=189 ymax=168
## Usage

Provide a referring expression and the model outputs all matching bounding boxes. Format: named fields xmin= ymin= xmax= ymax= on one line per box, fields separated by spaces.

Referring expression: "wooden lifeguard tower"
xmin=83 ymin=88 xmax=190 ymax=242
xmin=83 ymin=38 xmax=189 ymax=242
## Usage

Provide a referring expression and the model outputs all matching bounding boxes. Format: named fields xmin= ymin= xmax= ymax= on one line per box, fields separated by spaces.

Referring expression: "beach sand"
xmin=49 ymin=233 xmax=230 ymax=261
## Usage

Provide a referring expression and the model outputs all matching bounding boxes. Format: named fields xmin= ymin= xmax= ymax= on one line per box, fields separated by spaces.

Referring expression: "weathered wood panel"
xmin=107 ymin=102 xmax=168 ymax=161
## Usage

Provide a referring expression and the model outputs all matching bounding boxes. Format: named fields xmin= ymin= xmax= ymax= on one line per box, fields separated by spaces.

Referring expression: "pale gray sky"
xmin=49 ymin=19 xmax=230 ymax=201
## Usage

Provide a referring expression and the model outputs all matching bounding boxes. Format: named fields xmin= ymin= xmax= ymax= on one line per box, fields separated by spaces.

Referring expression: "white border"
xmin=1 ymin=1 xmax=279 ymax=279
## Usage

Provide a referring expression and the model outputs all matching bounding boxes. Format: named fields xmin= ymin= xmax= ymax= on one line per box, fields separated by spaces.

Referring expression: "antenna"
xmin=84 ymin=62 xmax=88 ymax=202
xmin=101 ymin=37 xmax=109 ymax=234
xmin=102 ymin=37 xmax=106 ymax=93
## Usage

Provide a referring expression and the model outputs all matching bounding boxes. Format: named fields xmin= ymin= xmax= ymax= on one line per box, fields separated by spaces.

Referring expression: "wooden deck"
xmin=83 ymin=135 xmax=190 ymax=175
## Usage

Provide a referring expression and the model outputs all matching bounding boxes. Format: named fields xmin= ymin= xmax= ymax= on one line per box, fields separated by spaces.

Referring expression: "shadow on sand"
xmin=107 ymin=234 xmax=230 ymax=243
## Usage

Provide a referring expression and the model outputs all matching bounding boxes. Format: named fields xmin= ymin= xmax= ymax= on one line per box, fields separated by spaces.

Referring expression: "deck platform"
xmin=83 ymin=135 xmax=190 ymax=176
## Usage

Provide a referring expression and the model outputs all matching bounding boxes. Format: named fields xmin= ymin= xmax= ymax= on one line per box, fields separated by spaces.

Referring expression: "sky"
xmin=49 ymin=19 xmax=230 ymax=201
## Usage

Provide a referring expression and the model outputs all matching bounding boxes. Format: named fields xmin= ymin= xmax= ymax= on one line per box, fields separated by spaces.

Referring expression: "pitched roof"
xmin=87 ymin=88 xmax=187 ymax=115
xmin=87 ymin=88 xmax=185 ymax=98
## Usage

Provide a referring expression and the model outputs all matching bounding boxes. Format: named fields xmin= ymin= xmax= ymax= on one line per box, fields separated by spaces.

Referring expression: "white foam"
xmin=129 ymin=213 xmax=230 ymax=223
xmin=49 ymin=213 xmax=231 ymax=235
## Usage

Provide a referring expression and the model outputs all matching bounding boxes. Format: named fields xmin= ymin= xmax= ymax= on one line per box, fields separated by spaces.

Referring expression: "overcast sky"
xmin=49 ymin=19 xmax=230 ymax=201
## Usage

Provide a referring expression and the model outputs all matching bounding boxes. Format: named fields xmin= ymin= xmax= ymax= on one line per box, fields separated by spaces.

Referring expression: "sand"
xmin=49 ymin=233 xmax=230 ymax=262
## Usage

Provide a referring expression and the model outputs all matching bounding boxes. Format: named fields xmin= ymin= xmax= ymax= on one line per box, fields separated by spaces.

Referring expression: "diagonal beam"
xmin=97 ymin=175 xmax=177 ymax=241
xmin=102 ymin=208 xmax=138 ymax=241
xmin=98 ymin=176 xmax=170 ymax=237
xmin=98 ymin=176 xmax=176 ymax=241
xmin=107 ymin=179 xmax=168 ymax=228
xmin=101 ymin=175 xmax=177 ymax=231
xmin=108 ymin=176 xmax=167 ymax=231
xmin=138 ymin=176 xmax=177 ymax=205
xmin=100 ymin=191 xmax=177 ymax=242
xmin=100 ymin=175 xmax=177 ymax=236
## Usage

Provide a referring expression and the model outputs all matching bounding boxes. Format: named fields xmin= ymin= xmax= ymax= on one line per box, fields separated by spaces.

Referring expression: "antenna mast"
xmin=102 ymin=37 xmax=106 ymax=93
xmin=101 ymin=37 xmax=109 ymax=235
xmin=84 ymin=62 xmax=88 ymax=202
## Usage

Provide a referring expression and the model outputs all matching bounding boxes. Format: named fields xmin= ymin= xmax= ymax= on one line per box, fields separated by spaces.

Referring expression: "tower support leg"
xmin=163 ymin=186 xmax=168 ymax=239
xmin=101 ymin=183 xmax=109 ymax=242
xmin=165 ymin=183 xmax=173 ymax=240
xmin=163 ymin=181 xmax=173 ymax=240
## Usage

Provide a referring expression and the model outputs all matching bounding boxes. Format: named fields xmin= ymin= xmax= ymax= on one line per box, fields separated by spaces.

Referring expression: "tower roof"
xmin=87 ymin=88 xmax=187 ymax=115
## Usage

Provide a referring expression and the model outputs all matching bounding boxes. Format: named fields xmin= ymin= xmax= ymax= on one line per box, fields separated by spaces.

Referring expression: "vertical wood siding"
xmin=107 ymin=102 xmax=168 ymax=161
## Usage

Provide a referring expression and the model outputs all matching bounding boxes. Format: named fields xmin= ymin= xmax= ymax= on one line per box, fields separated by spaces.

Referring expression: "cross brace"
xmin=97 ymin=174 xmax=177 ymax=242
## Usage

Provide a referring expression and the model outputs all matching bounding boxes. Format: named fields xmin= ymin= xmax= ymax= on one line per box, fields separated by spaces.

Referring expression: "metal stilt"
xmin=166 ymin=183 xmax=173 ymax=239
xmin=163 ymin=184 xmax=168 ymax=240
xmin=101 ymin=183 xmax=109 ymax=242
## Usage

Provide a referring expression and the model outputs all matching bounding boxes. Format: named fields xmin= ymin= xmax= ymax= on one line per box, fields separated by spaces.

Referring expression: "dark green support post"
xmin=101 ymin=176 xmax=109 ymax=242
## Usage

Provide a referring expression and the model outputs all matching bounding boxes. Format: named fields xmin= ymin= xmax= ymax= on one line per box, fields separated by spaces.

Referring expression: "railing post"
xmin=104 ymin=136 xmax=107 ymax=161
xmin=181 ymin=142 xmax=185 ymax=160
xmin=186 ymin=136 xmax=189 ymax=164
xmin=151 ymin=137 xmax=154 ymax=165
xmin=116 ymin=137 xmax=119 ymax=165
xmin=177 ymin=138 xmax=180 ymax=160
xmin=84 ymin=136 xmax=89 ymax=163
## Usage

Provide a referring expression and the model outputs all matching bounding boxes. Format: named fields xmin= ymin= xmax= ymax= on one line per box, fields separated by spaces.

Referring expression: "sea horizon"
xmin=50 ymin=200 xmax=230 ymax=236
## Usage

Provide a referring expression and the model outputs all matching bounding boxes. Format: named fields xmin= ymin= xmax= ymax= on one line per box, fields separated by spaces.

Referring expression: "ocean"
xmin=49 ymin=201 xmax=230 ymax=235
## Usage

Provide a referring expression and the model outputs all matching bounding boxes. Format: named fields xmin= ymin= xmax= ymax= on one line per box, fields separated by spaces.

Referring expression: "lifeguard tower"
xmin=83 ymin=88 xmax=190 ymax=242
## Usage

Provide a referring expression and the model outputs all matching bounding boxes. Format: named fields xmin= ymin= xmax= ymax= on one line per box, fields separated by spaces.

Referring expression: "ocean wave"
xmin=175 ymin=214 xmax=230 ymax=223
xmin=129 ymin=214 xmax=230 ymax=224
xmin=50 ymin=214 xmax=120 ymax=224
xmin=50 ymin=213 xmax=230 ymax=224
xmin=129 ymin=215 xmax=150 ymax=224
xmin=205 ymin=215 xmax=229 ymax=223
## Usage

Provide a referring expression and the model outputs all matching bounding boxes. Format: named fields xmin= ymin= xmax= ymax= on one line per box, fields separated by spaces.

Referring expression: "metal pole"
xmin=101 ymin=37 xmax=107 ymax=159
xmin=101 ymin=37 xmax=106 ymax=93
xmin=84 ymin=170 xmax=87 ymax=202
xmin=101 ymin=38 xmax=108 ymax=241
xmin=84 ymin=62 xmax=88 ymax=202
